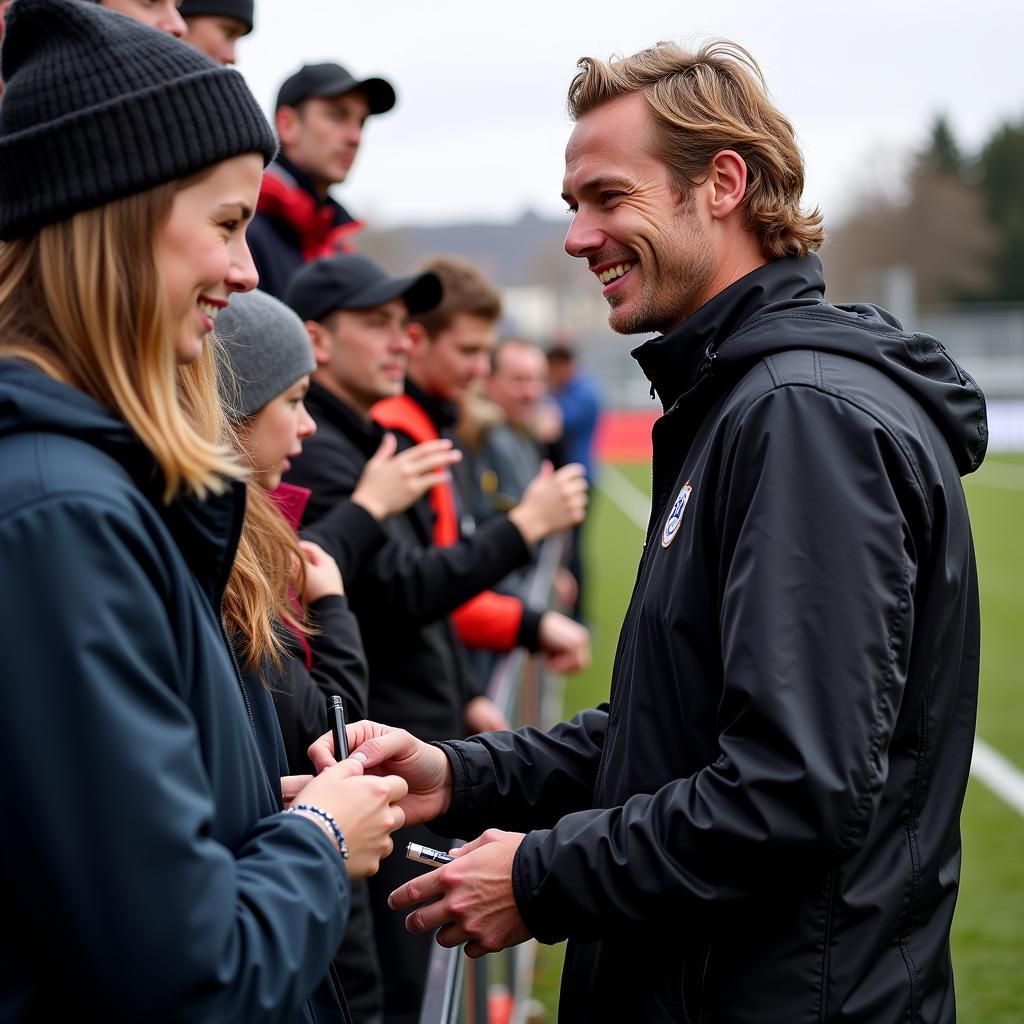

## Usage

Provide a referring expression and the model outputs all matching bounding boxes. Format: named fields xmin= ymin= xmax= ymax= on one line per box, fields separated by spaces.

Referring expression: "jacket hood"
xmin=633 ymin=254 xmax=988 ymax=475
xmin=0 ymin=360 xmax=246 ymax=600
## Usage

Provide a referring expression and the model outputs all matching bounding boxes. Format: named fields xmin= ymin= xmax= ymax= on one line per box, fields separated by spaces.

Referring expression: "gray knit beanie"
xmin=215 ymin=290 xmax=317 ymax=420
xmin=0 ymin=0 xmax=276 ymax=239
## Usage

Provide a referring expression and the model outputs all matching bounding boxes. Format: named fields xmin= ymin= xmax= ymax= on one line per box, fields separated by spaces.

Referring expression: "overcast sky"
xmin=238 ymin=0 xmax=1019 ymax=230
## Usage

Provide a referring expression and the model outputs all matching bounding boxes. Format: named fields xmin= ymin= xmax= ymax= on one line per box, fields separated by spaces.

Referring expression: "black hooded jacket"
xmin=0 ymin=362 xmax=350 ymax=1022
xmin=432 ymin=255 xmax=985 ymax=1022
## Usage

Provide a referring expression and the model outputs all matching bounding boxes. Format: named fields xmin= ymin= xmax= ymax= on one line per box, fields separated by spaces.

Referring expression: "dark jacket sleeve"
xmin=306 ymin=593 xmax=370 ymax=720
xmin=303 ymin=499 xmax=387 ymax=589
xmin=358 ymin=515 xmax=532 ymax=623
xmin=0 ymin=494 xmax=348 ymax=1019
xmin=293 ymin=430 xmax=534 ymax=623
xmin=510 ymin=385 xmax=925 ymax=943
xmin=273 ymin=595 xmax=369 ymax=773
xmin=430 ymin=706 xmax=609 ymax=838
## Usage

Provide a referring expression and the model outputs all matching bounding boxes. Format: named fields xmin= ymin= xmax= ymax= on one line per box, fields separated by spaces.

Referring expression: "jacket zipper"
xmin=221 ymin=615 xmax=257 ymax=737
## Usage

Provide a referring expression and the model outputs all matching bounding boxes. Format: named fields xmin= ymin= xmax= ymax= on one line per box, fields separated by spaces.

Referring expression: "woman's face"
xmin=101 ymin=0 xmax=187 ymax=37
xmin=241 ymin=376 xmax=317 ymax=491
xmin=155 ymin=154 xmax=263 ymax=365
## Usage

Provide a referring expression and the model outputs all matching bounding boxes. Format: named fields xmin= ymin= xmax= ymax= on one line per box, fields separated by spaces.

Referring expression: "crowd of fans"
xmin=0 ymin=2 xmax=597 ymax=1021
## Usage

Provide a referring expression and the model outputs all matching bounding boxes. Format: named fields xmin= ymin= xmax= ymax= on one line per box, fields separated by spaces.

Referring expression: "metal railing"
xmin=418 ymin=535 xmax=568 ymax=1024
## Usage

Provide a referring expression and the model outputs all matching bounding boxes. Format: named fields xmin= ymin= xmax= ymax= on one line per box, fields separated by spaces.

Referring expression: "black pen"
xmin=327 ymin=695 xmax=349 ymax=760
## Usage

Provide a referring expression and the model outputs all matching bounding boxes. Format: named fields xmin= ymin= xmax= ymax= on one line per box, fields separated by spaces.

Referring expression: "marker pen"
xmin=406 ymin=842 xmax=454 ymax=867
xmin=327 ymin=695 xmax=349 ymax=760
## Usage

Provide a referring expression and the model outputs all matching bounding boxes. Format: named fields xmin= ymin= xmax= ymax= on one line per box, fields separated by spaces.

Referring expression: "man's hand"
xmin=508 ymin=462 xmax=588 ymax=546
xmin=537 ymin=610 xmax=590 ymax=674
xmin=464 ymin=695 xmax=510 ymax=735
xmin=308 ymin=720 xmax=454 ymax=827
xmin=389 ymin=829 xmax=532 ymax=958
xmin=351 ymin=434 xmax=462 ymax=521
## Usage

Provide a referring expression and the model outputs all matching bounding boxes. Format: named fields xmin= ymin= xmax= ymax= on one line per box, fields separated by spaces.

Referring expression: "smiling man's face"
xmin=562 ymin=91 xmax=715 ymax=336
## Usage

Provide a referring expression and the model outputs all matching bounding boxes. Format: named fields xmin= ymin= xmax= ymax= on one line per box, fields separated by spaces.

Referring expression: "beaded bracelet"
xmin=286 ymin=804 xmax=350 ymax=860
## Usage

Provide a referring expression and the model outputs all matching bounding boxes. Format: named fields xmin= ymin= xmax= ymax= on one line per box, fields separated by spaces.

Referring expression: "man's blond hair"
xmin=568 ymin=40 xmax=824 ymax=259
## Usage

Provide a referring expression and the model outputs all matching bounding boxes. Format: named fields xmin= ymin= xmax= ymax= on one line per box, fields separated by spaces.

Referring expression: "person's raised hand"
xmin=351 ymin=434 xmax=462 ymax=521
xmin=293 ymin=757 xmax=408 ymax=879
xmin=389 ymin=828 xmax=531 ymax=958
xmin=537 ymin=610 xmax=591 ymax=674
xmin=308 ymin=720 xmax=453 ymax=828
xmin=464 ymin=695 xmax=510 ymax=735
xmin=507 ymin=461 xmax=588 ymax=546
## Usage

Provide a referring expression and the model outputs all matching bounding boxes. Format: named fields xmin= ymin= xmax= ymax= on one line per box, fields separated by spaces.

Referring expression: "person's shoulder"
xmin=0 ymin=430 xmax=142 ymax=522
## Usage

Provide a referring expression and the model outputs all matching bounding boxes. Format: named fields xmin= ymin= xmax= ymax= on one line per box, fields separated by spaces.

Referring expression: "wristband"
xmin=286 ymin=803 xmax=350 ymax=860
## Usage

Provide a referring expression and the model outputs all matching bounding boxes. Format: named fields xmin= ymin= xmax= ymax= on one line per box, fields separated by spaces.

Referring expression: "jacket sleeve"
xmin=302 ymin=498 xmax=387 ymax=589
xmin=306 ymin=593 xmax=370 ymax=721
xmin=429 ymin=706 xmax=609 ymax=838
xmin=357 ymin=515 xmax=534 ymax=624
xmin=452 ymin=590 xmax=526 ymax=652
xmin=0 ymin=494 xmax=348 ymax=1020
xmin=511 ymin=385 xmax=925 ymax=943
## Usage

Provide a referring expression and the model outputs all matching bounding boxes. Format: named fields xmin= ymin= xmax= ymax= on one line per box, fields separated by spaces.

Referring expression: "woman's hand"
xmin=308 ymin=720 xmax=454 ymax=828
xmin=293 ymin=758 xmax=408 ymax=879
xmin=299 ymin=540 xmax=344 ymax=601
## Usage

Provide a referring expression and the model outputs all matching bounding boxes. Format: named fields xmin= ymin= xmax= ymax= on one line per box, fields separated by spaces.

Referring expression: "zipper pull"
xmin=698 ymin=344 xmax=717 ymax=377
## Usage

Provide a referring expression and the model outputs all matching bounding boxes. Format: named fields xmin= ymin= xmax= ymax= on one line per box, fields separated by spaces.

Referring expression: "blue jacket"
xmin=0 ymin=361 xmax=349 ymax=1022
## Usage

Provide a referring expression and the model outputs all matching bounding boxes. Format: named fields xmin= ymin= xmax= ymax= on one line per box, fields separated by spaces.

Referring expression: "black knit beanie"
xmin=178 ymin=0 xmax=254 ymax=34
xmin=0 ymin=0 xmax=276 ymax=240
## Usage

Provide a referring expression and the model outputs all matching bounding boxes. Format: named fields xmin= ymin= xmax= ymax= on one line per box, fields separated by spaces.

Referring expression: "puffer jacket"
xmin=433 ymin=253 xmax=985 ymax=1022
xmin=0 ymin=361 xmax=350 ymax=1022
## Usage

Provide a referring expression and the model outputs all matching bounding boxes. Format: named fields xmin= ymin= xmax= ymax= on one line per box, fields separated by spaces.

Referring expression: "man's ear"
xmin=706 ymin=149 xmax=748 ymax=222
xmin=275 ymin=105 xmax=301 ymax=150
xmin=405 ymin=320 xmax=430 ymax=355
xmin=306 ymin=321 xmax=331 ymax=367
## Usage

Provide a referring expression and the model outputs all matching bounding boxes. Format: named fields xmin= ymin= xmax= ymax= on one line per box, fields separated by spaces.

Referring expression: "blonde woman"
xmin=0 ymin=2 xmax=406 ymax=1020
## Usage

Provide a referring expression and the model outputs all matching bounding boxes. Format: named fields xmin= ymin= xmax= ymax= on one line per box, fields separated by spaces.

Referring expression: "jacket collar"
xmin=632 ymin=255 xmax=826 ymax=411
xmin=304 ymin=380 xmax=384 ymax=457
xmin=0 ymin=361 xmax=246 ymax=608
xmin=272 ymin=152 xmax=355 ymax=222
xmin=405 ymin=378 xmax=459 ymax=431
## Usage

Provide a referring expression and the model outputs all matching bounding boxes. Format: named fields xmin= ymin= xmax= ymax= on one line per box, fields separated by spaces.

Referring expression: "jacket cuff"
xmin=427 ymin=740 xmax=491 ymax=839
xmin=308 ymin=593 xmax=349 ymax=617
xmin=512 ymin=830 xmax=568 ymax=944
xmin=516 ymin=608 xmax=543 ymax=651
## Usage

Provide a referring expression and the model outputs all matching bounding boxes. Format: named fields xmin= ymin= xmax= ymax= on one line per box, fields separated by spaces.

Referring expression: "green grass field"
xmin=531 ymin=453 xmax=1024 ymax=1022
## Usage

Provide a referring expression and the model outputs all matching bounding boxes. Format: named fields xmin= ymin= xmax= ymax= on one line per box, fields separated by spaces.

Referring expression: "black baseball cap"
xmin=275 ymin=62 xmax=396 ymax=115
xmin=177 ymin=0 xmax=254 ymax=34
xmin=285 ymin=255 xmax=442 ymax=324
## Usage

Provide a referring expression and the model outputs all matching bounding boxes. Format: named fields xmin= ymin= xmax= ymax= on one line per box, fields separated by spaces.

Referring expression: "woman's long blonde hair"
xmin=0 ymin=180 xmax=299 ymax=672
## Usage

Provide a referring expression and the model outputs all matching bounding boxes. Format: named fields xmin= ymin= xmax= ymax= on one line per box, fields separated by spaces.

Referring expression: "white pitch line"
xmin=971 ymin=740 xmax=1024 ymax=818
xmin=598 ymin=464 xmax=651 ymax=530
xmin=598 ymin=461 xmax=1024 ymax=821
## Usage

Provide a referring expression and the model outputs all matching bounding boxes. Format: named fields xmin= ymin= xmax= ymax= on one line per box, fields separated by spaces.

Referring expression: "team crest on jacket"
xmin=661 ymin=483 xmax=693 ymax=548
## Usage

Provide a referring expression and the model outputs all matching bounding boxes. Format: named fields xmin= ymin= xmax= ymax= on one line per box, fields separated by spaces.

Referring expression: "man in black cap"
xmin=283 ymin=254 xmax=587 ymax=1024
xmin=178 ymin=0 xmax=252 ymax=65
xmin=247 ymin=63 xmax=397 ymax=299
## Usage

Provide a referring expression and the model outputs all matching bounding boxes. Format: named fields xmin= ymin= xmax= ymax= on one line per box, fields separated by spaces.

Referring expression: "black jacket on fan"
xmin=432 ymin=253 xmax=985 ymax=1023
xmin=285 ymin=383 xmax=533 ymax=742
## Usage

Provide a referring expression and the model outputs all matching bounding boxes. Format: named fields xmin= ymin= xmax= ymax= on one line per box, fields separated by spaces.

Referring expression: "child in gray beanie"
xmin=216 ymin=288 xmax=316 ymax=426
